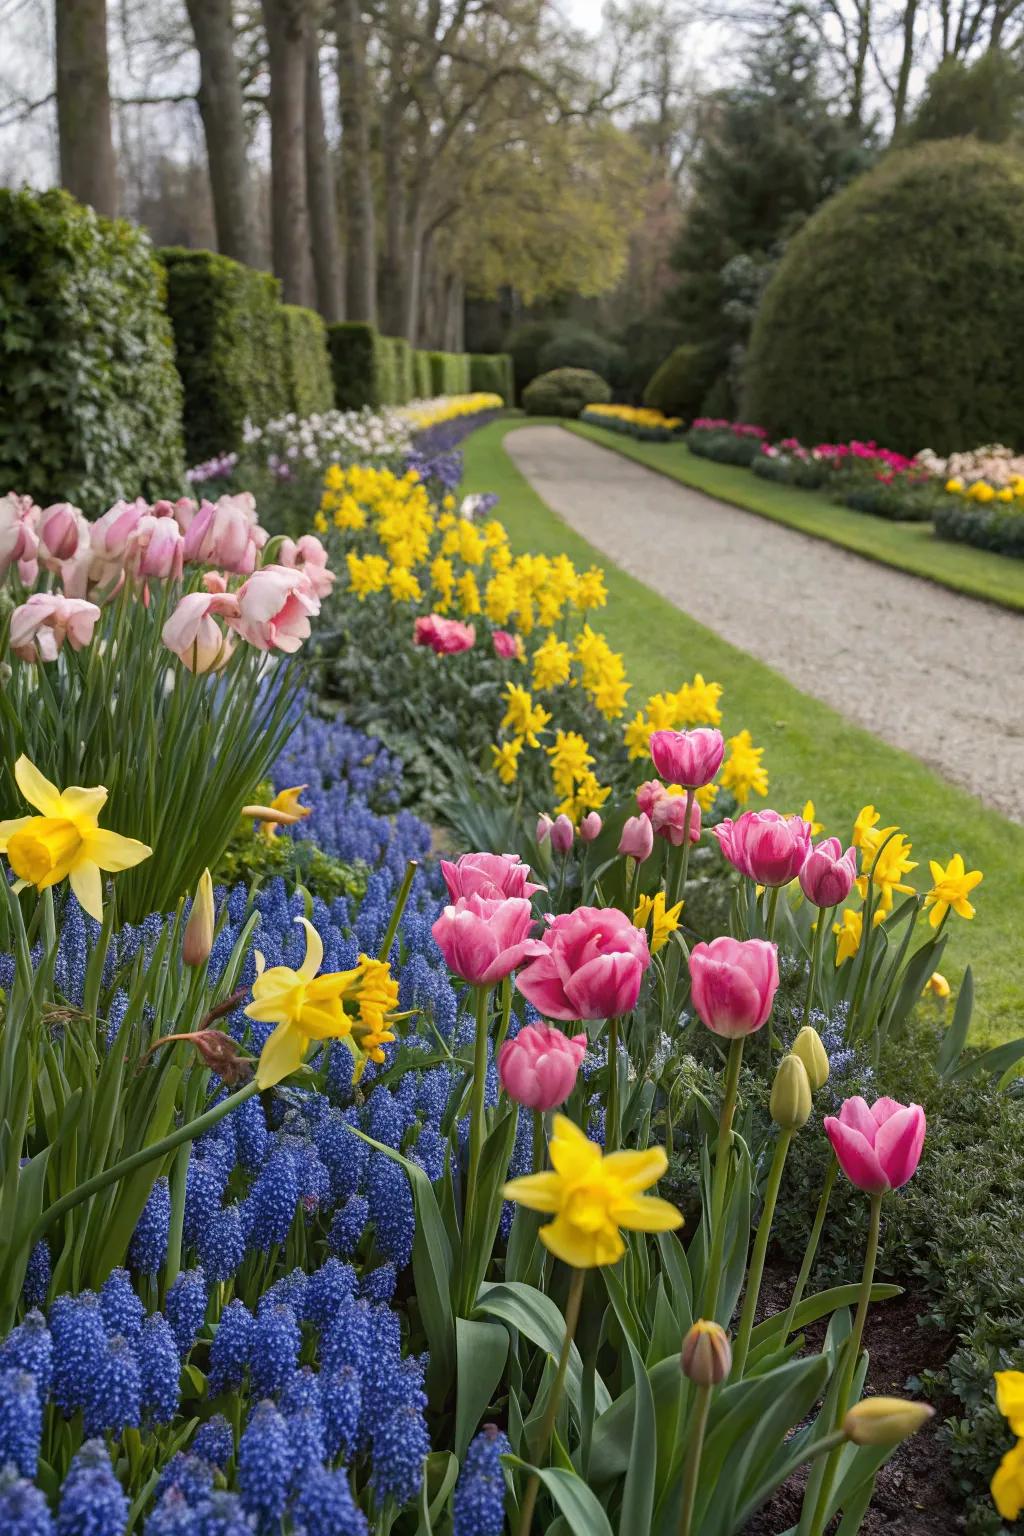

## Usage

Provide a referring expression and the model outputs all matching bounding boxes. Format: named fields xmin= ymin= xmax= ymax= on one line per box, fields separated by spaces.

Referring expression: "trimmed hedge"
xmin=327 ymin=322 xmax=391 ymax=411
xmin=427 ymin=350 xmax=465 ymax=396
xmin=470 ymin=353 xmax=514 ymax=404
xmin=0 ymin=188 xmax=184 ymax=504
xmin=389 ymin=337 xmax=414 ymax=405
xmin=161 ymin=247 xmax=288 ymax=463
xmin=744 ymin=140 xmax=1024 ymax=454
xmin=643 ymin=343 xmax=719 ymax=419
xmin=281 ymin=304 xmax=333 ymax=418
xmin=522 ymin=368 xmax=611 ymax=418
xmin=413 ymin=350 xmax=433 ymax=398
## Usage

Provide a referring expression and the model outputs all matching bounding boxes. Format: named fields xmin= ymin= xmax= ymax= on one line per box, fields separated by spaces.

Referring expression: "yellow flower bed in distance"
xmin=579 ymin=403 xmax=684 ymax=440
xmin=399 ymin=393 xmax=504 ymax=430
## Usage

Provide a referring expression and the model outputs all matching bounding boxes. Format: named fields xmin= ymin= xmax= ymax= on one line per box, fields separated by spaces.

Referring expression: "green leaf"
xmin=476 ymin=1281 xmax=611 ymax=1418
xmin=620 ymin=1333 xmax=657 ymax=1536
xmin=746 ymin=1283 xmax=901 ymax=1370
xmin=455 ymin=1318 xmax=509 ymax=1462
xmin=414 ymin=1450 xmax=460 ymax=1536
xmin=508 ymin=1461 xmax=615 ymax=1536
xmin=936 ymin=964 xmax=973 ymax=1078
xmin=947 ymin=1035 xmax=1024 ymax=1084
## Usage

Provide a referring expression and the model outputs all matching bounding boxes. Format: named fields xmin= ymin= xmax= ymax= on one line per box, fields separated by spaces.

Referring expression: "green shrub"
xmin=388 ymin=336 xmax=414 ymax=404
xmin=537 ymin=324 xmax=622 ymax=383
xmin=280 ymin=304 xmax=333 ymax=418
xmin=161 ymin=246 xmax=287 ymax=464
xmin=0 ymin=189 xmax=184 ymax=504
xmin=700 ymin=372 xmax=735 ymax=418
xmin=613 ymin=317 xmax=688 ymax=403
xmin=684 ymin=424 xmax=766 ymax=466
xmin=505 ymin=319 xmax=561 ymax=394
xmin=326 ymin=322 xmax=387 ymax=410
xmin=521 ymin=367 xmax=612 ymax=418
xmin=470 ymin=352 xmax=514 ymax=404
xmin=426 ymin=350 xmax=467 ymax=395
xmin=744 ymin=140 xmax=1024 ymax=454
xmin=413 ymin=350 xmax=433 ymax=398
xmin=934 ymin=498 xmax=1024 ymax=557
xmin=643 ymin=342 xmax=720 ymax=418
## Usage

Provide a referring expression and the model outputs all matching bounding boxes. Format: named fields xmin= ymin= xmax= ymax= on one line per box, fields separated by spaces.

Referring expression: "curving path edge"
xmin=504 ymin=425 xmax=1024 ymax=823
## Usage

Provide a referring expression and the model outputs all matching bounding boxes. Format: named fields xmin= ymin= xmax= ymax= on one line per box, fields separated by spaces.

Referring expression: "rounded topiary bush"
xmin=536 ymin=325 xmax=621 ymax=383
xmin=521 ymin=368 xmax=612 ymax=418
xmin=643 ymin=343 xmax=719 ymax=418
xmin=742 ymin=140 xmax=1024 ymax=454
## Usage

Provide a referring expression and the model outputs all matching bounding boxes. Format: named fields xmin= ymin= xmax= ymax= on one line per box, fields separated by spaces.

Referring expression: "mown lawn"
xmin=461 ymin=417 xmax=1024 ymax=1048
xmin=565 ymin=419 xmax=1024 ymax=614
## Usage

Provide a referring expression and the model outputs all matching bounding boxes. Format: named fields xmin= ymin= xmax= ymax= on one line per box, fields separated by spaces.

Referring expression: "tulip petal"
xmin=502 ymin=1171 xmax=563 ymax=1213
xmin=602 ymin=1147 xmax=668 ymax=1193
xmin=873 ymin=1104 xmax=925 ymax=1189
xmin=85 ymin=828 xmax=153 ymax=872
xmin=514 ymin=955 xmax=576 ymax=1020
xmin=837 ymin=1095 xmax=879 ymax=1142
xmin=295 ymin=916 xmax=324 ymax=981
xmin=825 ymin=1116 xmax=889 ymax=1192
xmin=255 ymin=1020 xmax=306 ymax=1089
xmin=68 ymin=860 xmax=103 ymax=922
xmin=869 ymin=1096 xmax=905 ymax=1126
xmin=14 ymin=756 xmax=63 ymax=817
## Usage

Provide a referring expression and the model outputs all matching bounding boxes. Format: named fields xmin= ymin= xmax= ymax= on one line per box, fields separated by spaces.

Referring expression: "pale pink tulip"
xmin=182 ymin=493 xmax=267 ymax=574
xmin=125 ymin=515 xmax=185 ymax=582
xmin=549 ymin=815 xmax=574 ymax=854
xmin=227 ymin=565 xmax=320 ymax=653
xmin=90 ymin=498 xmax=148 ymax=562
xmin=169 ymin=497 xmax=199 ymax=532
xmin=688 ymin=936 xmax=779 ymax=1037
xmin=9 ymin=593 xmax=101 ymax=662
xmin=650 ymin=728 xmax=724 ymax=789
xmin=431 ymin=894 xmax=546 ymax=986
xmin=277 ymin=533 xmax=335 ymax=599
xmin=618 ymin=814 xmax=654 ymax=862
xmin=635 ymin=779 xmax=668 ymax=819
xmin=652 ymin=794 xmax=702 ymax=847
xmin=0 ymin=493 xmax=41 ymax=584
xmin=536 ymin=814 xmax=553 ymax=844
xmin=162 ymin=589 xmax=239 ymax=673
xmin=579 ymin=812 xmax=602 ymax=843
xmin=824 ymin=1096 xmax=926 ymax=1193
xmin=39 ymin=502 xmax=87 ymax=564
xmin=799 ymin=837 xmax=859 ymax=908
xmin=713 ymin=809 xmax=812 ymax=887
xmin=440 ymin=852 xmax=544 ymax=903
xmin=498 ymin=1024 xmax=587 ymax=1111
xmin=516 ymin=906 xmax=651 ymax=1021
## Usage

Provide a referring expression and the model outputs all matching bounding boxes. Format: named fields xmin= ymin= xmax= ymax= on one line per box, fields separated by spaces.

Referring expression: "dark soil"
xmin=742 ymin=1263 xmax=962 ymax=1535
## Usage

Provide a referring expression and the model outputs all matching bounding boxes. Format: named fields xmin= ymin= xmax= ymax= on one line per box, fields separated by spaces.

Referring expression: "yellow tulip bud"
xmin=843 ymin=1396 xmax=934 ymax=1446
xmin=681 ymin=1320 xmax=732 ymax=1385
xmin=792 ymin=1025 xmax=830 ymax=1090
xmin=770 ymin=1054 xmax=812 ymax=1130
xmin=183 ymin=868 xmax=215 ymax=967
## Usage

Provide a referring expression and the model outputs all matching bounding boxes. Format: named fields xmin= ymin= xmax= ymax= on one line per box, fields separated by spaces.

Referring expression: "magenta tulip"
xmin=492 ymin=629 xmax=521 ymax=660
xmin=440 ymin=852 xmax=543 ymax=903
xmin=618 ymin=814 xmax=654 ymax=862
xmin=515 ymin=906 xmax=651 ymax=1021
xmin=824 ymin=1096 xmax=926 ymax=1193
xmin=799 ymin=837 xmax=859 ymax=907
xmin=413 ymin=614 xmax=476 ymax=654
xmin=713 ymin=809 xmax=812 ymax=887
xmin=649 ymin=727 xmax=724 ymax=789
xmin=431 ymin=894 xmax=545 ymax=986
xmin=498 ymin=1024 xmax=587 ymax=1111
xmin=549 ymin=815 xmax=574 ymax=854
xmin=579 ymin=812 xmax=602 ymax=843
xmin=688 ymin=936 xmax=779 ymax=1037
xmin=652 ymin=794 xmax=702 ymax=847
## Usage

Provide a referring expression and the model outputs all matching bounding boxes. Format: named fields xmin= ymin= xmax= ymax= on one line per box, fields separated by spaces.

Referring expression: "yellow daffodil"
xmin=502 ymin=1114 xmax=682 ymax=1268
xmin=348 ymin=953 xmax=401 ymax=1065
xmin=996 ymin=1372 xmax=1024 ymax=1436
xmin=992 ymin=1438 xmax=1024 ymax=1521
xmin=0 ymin=756 xmax=151 ymax=921
xmin=924 ymin=854 xmax=983 ymax=928
xmin=924 ymin=971 xmax=951 ymax=999
xmin=720 ymin=728 xmax=769 ymax=804
xmin=833 ymin=908 xmax=863 ymax=967
xmin=245 ymin=917 xmax=359 ymax=1089
xmin=675 ymin=673 xmax=723 ymax=727
xmin=490 ymin=739 xmax=522 ymax=785
xmin=696 ymin=782 xmax=719 ymax=814
xmin=634 ymin=890 xmax=684 ymax=954
xmin=242 ymin=785 xmax=313 ymax=841
xmin=532 ymin=633 xmax=572 ymax=692
xmin=500 ymin=683 xmax=551 ymax=748
xmin=800 ymin=800 xmax=824 ymax=835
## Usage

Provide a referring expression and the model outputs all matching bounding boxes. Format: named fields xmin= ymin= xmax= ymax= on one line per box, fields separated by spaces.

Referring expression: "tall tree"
xmin=55 ymin=0 xmax=118 ymax=215
xmin=261 ymin=0 xmax=312 ymax=303
xmin=184 ymin=0 xmax=256 ymax=261
xmin=336 ymin=0 xmax=377 ymax=323
xmin=305 ymin=18 xmax=344 ymax=320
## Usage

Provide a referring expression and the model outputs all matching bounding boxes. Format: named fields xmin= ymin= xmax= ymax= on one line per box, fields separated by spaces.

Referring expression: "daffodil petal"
xmin=85 ymin=828 xmax=152 ymax=872
xmin=0 ymin=815 xmax=31 ymax=851
xmin=14 ymin=756 xmax=63 ymax=816
xmin=616 ymin=1194 xmax=685 ymax=1233
xmin=255 ymin=1020 xmax=307 ymax=1089
xmin=59 ymin=785 xmax=109 ymax=821
xmin=502 ymin=1171 xmax=563 ymax=1212
xmin=602 ymin=1147 xmax=668 ymax=1192
xmin=68 ymin=860 xmax=104 ymax=922
xmin=295 ymin=916 xmax=324 ymax=981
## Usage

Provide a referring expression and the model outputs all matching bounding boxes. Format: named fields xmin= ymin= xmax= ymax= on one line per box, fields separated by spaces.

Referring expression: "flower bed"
xmin=686 ymin=417 xmax=769 ymax=467
xmin=933 ymin=473 xmax=1024 ymax=558
xmin=579 ymin=403 xmax=684 ymax=441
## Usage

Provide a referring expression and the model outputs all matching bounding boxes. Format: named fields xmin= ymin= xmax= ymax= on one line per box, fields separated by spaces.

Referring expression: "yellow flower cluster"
xmin=582 ymin=402 xmax=683 ymax=432
xmin=945 ymin=475 xmax=1024 ymax=504
xmin=547 ymin=729 xmax=610 ymax=821
xmin=623 ymin=674 xmax=724 ymax=760
xmin=992 ymin=1371 xmax=1024 ymax=1521
xmin=399 ymin=393 xmax=504 ymax=431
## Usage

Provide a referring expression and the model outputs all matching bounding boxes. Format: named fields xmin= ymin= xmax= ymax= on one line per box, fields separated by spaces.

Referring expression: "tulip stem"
xmin=677 ymin=1380 xmax=713 ymax=1536
xmin=781 ymin=1156 xmax=838 ymax=1343
xmin=731 ymin=1429 xmax=847 ymax=1534
xmin=606 ymin=1016 xmax=621 ymax=1152
xmin=463 ymin=986 xmax=491 ymax=1272
xmin=765 ymin=884 xmax=781 ymax=942
xmin=667 ymin=789 xmax=696 ymax=910
xmin=732 ymin=1128 xmax=793 ymax=1379
xmin=801 ymin=909 xmax=828 ymax=1032
xmin=806 ymin=1189 xmax=883 ymax=1536
xmin=377 ymin=859 xmax=418 ymax=963
xmin=518 ymin=1265 xmax=586 ymax=1536
xmin=701 ymin=1036 xmax=744 ymax=1321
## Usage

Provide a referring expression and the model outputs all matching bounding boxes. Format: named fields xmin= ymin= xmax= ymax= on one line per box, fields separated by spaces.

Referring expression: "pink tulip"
xmin=277 ymin=533 xmax=335 ymax=599
xmin=492 ymin=629 xmax=521 ymax=660
xmin=162 ymin=589 xmax=239 ymax=673
xmin=579 ymin=812 xmax=602 ymax=843
xmin=90 ymin=497 xmax=148 ymax=562
xmin=9 ymin=593 xmax=101 ymax=662
xmin=516 ymin=906 xmax=651 ymax=1021
xmin=652 ymin=794 xmax=702 ymax=847
xmin=39 ymin=502 xmax=86 ymax=564
xmin=824 ymin=1096 xmax=926 ymax=1193
xmin=649 ymin=728 xmax=725 ymax=789
xmin=182 ymin=493 xmax=267 ymax=574
xmin=636 ymin=779 xmax=668 ymax=819
xmin=550 ymin=814 xmax=574 ymax=854
xmin=688 ymin=936 xmax=779 ymax=1037
xmin=536 ymin=813 xmax=553 ymax=844
xmin=0 ymin=493 xmax=41 ymax=584
xmin=169 ymin=497 xmax=199 ymax=532
xmin=618 ymin=814 xmax=654 ymax=861
xmin=227 ymin=565 xmax=320 ymax=653
xmin=431 ymin=894 xmax=546 ymax=986
xmin=713 ymin=809 xmax=812 ymax=887
xmin=125 ymin=515 xmax=185 ymax=582
xmin=799 ymin=837 xmax=859 ymax=907
xmin=440 ymin=852 xmax=544 ymax=903
xmin=413 ymin=614 xmax=476 ymax=654
xmin=498 ymin=1024 xmax=588 ymax=1111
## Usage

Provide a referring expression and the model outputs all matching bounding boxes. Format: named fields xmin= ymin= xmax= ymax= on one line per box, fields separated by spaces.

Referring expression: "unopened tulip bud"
xmin=792 ymin=1024 xmax=830 ymax=1090
xmin=183 ymin=869 xmax=215 ymax=966
xmin=680 ymin=1320 xmax=732 ymax=1385
xmin=579 ymin=812 xmax=602 ymax=843
xmin=843 ymin=1397 xmax=934 ymax=1446
xmin=536 ymin=813 xmax=553 ymax=844
xmin=770 ymin=1053 xmax=812 ymax=1130
xmin=618 ymin=814 xmax=654 ymax=862
xmin=550 ymin=814 xmax=574 ymax=855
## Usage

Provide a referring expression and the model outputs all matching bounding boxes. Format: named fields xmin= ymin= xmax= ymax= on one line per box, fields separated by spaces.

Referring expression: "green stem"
xmin=781 ymin=1157 xmax=838 ymax=1343
xmin=730 ymin=1430 xmax=847 ymax=1535
xmin=163 ymin=1141 xmax=190 ymax=1296
xmin=31 ymin=1081 xmax=261 ymax=1246
xmin=732 ymin=1129 xmax=793 ymax=1378
xmin=667 ymin=788 xmax=696 ymax=910
xmin=806 ymin=1190 xmax=884 ymax=1536
xmin=377 ymin=859 xmax=418 ymax=962
xmin=700 ymin=1036 xmax=745 ymax=1321
xmin=495 ymin=975 xmax=513 ymax=1055
xmin=517 ymin=1266 xmax=586 ymax=1536
xmin=801 ymin=908 xmax=828 ymax=1031
xmin=606 ymin=1016 xmax=620 ymax=1152
xmin=765 ymin=884 xmax=781 ymax=942
xmin=678 ymin=1381 xmax=713 ymax=1536
xmin=532 ymin=1109 xmax=546 ymax=1174
xmin=460 ymin=985 xmax=492 ymax=1310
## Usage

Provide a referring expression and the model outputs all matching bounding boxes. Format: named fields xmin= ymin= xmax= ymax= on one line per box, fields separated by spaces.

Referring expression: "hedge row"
xmin=933 ymin=497 xmax=1024 ymax=557
xmin=328 ymin=323 xmax=513 ymax=411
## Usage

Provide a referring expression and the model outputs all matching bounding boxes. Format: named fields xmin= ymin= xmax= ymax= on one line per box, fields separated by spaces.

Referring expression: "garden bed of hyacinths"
xmin=0 ymin=391 xmax=1018 ymax=1536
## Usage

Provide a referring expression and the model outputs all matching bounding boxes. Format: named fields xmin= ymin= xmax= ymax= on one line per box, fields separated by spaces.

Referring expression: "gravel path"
xmin=505 ymin=425 xmax=1024 ymax=822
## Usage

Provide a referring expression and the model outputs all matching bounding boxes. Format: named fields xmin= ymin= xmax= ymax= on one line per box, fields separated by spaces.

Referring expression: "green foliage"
xmin=685 ymin=424 xmax=764 ymax=466
xmin=935 ymin=498 xmax=1024 ymax=558
xmin=907 ymin=50 xmax=1024 ymax=146
xmin=280 ymin=304 xmax=333 ymax=418
xmin=0 ymin=188 xmax=184 ymax=504
xmin=427 ymin=350 xmax=468 ymax=395
xmin=414 ymin=349 xmax=434 ymax=397
xmin=388 ymin=336 xmax=414 ymax=404
xmin=643 ymin=343 xmax=720 ymax=418
xmin=743 ymin=140 xmax=1024 ymax=454
xmin=469 ymin=352 xmax=515 ymax=403
xmin=612 ymin=317 xmax=688 ymax=404
xmin=214 ymin=799 xmax=370 ymax=905
xmin=161 ymin=246 xmax=288 ymax=464
xmin=505 ymin=319 xmax=561 ymax=394
xmin=327 ymin=321 xmax=389 ymax=409
xmin=536 ymin=324 xmax=622 ymax=382
xmin=522 ymin=367 xmax=612 ymax=418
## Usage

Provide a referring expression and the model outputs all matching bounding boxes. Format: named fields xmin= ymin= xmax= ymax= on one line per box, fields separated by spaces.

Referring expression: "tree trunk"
xmin=261 ymin=0 xmax=312 ymax=304
xmin=403 ymin=189 xmax=426 ymax=345
xmin=336 ymin=0 xmax=377 ymax=323
xmin=55 ymin=0 xmax=118 ymax=216
xmin=848 ymin=0 xmax=872 ymax=127
xmin=379 ymin=98 xmax=406 ymax=334
xmin=892 ymin=0 xmax=919 ymax=133
xmin=184 ymin=0 xmax=255 ymax=261
xmin=304 ymin=26 xmax=344 ymax=321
